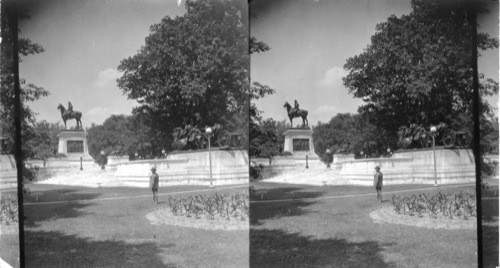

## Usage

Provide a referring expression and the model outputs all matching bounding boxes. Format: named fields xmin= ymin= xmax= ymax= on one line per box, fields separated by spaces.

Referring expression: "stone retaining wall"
xmin=256 ymin=148 xmax=476 ymax=186
xmin=113 ymin=149 xmax=249 ymax=187
xmin=340 ymin=148 xmax=475 ymax=185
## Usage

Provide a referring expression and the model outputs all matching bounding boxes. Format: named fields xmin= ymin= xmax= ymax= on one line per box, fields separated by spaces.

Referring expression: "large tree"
xmin=313 ymin=113 xmax=391 ymax=159
xmin=1 ymin=6 xmax=49 ymax=158
xmin=249 ymin=117 xmax=287 ymax=163
xmin=343 ymin=0 xmax=498 ymax=142
xmin=117 ymin=0 xmax=249 ymax=152
xmin=87 ymin=114 xmax=152 ymax=159
xmin=24 ymin=120 xmax=64 ymax=163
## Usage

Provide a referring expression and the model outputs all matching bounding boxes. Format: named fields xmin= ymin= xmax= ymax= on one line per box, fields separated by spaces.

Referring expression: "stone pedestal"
xmin=283 ymin=128 xmax=319 ymax=159
xmin=57 ymin=130 xmax=93 ymax=160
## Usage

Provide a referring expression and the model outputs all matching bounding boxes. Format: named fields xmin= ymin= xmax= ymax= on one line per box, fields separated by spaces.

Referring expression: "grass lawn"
xmin=23 ymin=183 xmax=249 ymax=267
xmin=482 ymin=178 xmax=499 ymax=268
xmin=250 ymin=181 xmax=478 ymax=267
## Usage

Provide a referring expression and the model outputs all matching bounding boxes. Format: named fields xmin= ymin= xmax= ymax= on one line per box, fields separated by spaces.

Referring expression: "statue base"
xmin=57 ymin=130 xmax=93 ymax=161
xmin=283 ymin=128 xmax=319 ymax=159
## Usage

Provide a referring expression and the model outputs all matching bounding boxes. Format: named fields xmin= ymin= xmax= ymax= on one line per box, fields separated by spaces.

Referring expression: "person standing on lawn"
xmin=374 ymin=166 xmax=383 ymax=202
xmin=150 ymin=166 xmax=159 ymax=204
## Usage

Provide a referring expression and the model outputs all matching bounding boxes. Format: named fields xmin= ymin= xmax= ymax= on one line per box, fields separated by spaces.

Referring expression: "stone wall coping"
xmin=167 ymin=148 xmax=246 ymax=155
xmin=57 ymin=131 xmax=87 ymax=137
xmin=341 ymin=157 xmax=414 ymax=164
xmin=283 ymin=128 xmax=314 ymax=135
xmin=109 ymin=158 xmax=188 ymax=167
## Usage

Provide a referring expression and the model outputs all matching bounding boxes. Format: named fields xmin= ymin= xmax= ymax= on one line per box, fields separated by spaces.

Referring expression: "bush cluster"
xmin=0 ymin=196 xmax=18 ymax=224
xmin=391 ymin=191 xmax=476 ymax=220
xmin=250 ymin=164 xmax=264 ymax=180
xmin=166 ymin=192 xmax=249 ymax=221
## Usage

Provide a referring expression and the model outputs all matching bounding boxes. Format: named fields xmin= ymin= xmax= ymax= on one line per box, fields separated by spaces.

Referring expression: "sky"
xmin=16 ymin=0 xmax=500 ymax=128
xmin=18 ymin=0 xmax=186 ymax=127
xmin=250 ymin=0 xmax=499 ymax=127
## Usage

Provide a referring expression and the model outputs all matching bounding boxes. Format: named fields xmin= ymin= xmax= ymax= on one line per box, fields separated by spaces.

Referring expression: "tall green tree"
xmin=313 ymin=113 xmax=390 ymax=159
xmin=117 ymin=0 xmax=249 ymax=152
xmin=24 ymin=120 xmax=64 ymax=163
xmin=87 ymin=115 xmax=151 ymax=159
xmin=1 ymin=8 xmax=49 ymax=158
xmin=343 ymin=0 xmax=498 ymax=142
xmin=249 ymin=118 xmax=287 ymax=163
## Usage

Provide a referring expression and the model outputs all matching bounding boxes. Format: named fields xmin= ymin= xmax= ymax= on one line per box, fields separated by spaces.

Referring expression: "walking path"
xmin=23 ymin=184 xmax=248 ymax=206
xmin=250 ymin=183 xmax=475 ymax=203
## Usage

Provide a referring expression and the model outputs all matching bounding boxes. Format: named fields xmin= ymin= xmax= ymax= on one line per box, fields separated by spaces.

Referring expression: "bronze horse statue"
xmin=284 ymin=101 xmax=308 ymax=128
xmin=57 ymin=103 xmax=82 ymax=129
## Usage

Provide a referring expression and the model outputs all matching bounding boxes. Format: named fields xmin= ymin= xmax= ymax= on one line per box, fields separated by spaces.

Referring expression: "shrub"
xmin=482 ymin=158 xmax=498 ymax=178
xmin=250 ymin=164 xmax=264 ymax=180
xmin=166 ymin=192 xmax=249 ymax=221
xmin=391 ymin=190 xmax=476 ymax=220
xmin=0 ymin=196 xmax=18 ymax=224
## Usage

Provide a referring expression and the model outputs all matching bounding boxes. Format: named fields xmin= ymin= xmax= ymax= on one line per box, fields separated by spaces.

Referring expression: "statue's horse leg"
xmin=289 ymin=115 xmax=293 ymax=128
xmin=75 ymin=113 xmax=82 ymax=129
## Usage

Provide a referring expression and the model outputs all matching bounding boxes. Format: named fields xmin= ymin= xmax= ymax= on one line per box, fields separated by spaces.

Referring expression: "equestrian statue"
xmin=57 ymin=102 xmax=83 ymax=130
xmin=284 ymin=100 xmax=308 ymax=128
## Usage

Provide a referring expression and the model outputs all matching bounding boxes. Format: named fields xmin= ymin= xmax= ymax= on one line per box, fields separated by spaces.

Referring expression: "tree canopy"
xmin=1 ymin=7 xmax=49 ymax=158
xmin=313 ymin=113 xmax=390 ymax=159
xmin=24 ymin=120 xmax=64 ymax=161
xmin=343 ymin=0 xmax=498 ymax=139
xmin=86 ymin=114 xmax=151 ymax=159
xmin=117 ymin=0 xmax=249 ymax=152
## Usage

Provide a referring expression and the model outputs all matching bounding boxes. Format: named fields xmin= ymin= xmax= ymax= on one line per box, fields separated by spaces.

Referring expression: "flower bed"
xmin=0 ymin=196 xmax=18 ymax=224
xmin=166 ymin=192 xmax=249 ymax=221
xmin=391 ymin=190 xmax=476 ymax=220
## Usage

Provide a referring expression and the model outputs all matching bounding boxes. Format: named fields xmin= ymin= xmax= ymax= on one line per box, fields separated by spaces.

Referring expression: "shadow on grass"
xmin=24 ymin=189 xmax=101 ymax=228
xmin=24 ymin=188 xmax=101 ymax=203
xmin=482 ymin=198 xmax=499 ymax=267
xmin=250 ymin=228 xmax=395 ymax=267
xmin=250 ymin=187 xmax=324 ymax=226
xmin=25 ymin=230 xmax=175 ymax=267
xmin=250 ymin=187 xmax=324 ymax=201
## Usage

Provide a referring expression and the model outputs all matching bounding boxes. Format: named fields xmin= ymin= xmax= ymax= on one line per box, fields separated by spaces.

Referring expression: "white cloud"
xmin=312 ymin=105 xmax=337 ymax=115
xmin=86 ymin=107 xmax=111 ymax=125
xmin=311 ymin=105 xmax=338 ymax=124
xmin=92 ymin=68 xmax=123 ymax=88
xmin=318 ymin=67 xmax=347 ymax=87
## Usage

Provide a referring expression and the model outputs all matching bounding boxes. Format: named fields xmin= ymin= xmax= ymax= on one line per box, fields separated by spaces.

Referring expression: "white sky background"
xmin=19 ymin=0 xmax=186 ymax=127
xmin=250 ymin=0 xmax=499 ymax=126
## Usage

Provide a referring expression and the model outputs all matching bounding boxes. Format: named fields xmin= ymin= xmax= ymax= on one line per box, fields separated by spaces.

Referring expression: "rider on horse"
xmin=293 ymin=100 xmax=300 ymax=115
xmin=64 ymin=101 xmax=74 ymax=118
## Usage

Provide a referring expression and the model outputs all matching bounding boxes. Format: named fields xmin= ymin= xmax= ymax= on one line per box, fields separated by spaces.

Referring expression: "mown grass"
xmin=23 ymin=183 xmax=248 ymax=267
xmin=481 ymin=178 xmax=499 ymax=268
xmin=250 ymin=182 xmax=478 ymax=267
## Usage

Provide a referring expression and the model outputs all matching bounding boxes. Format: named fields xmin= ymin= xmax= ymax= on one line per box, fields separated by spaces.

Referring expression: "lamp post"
xmin=100 ymin=150 xmax=106 ymax=170
xmin=161 ymin=149 xmax=166 ymax=158
xmin=205 ymin=127 xmax=214 ymax=188
xmin=326 ymin=149 xmax=331 ymax=168
xmin=80 ymin=154 xmax=83 ymax=170
xmin=135 ymin=152 xmax=138 ymax=161
xmin=387 ymin=148 xmax=391 ymax=157
xmin=360 ymin=151 xmax=364 ymax=158
xmin=430 ymin=126 xmax=438 ymax=187
xmin=306 ymin=153 xmax=309 ymax=169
